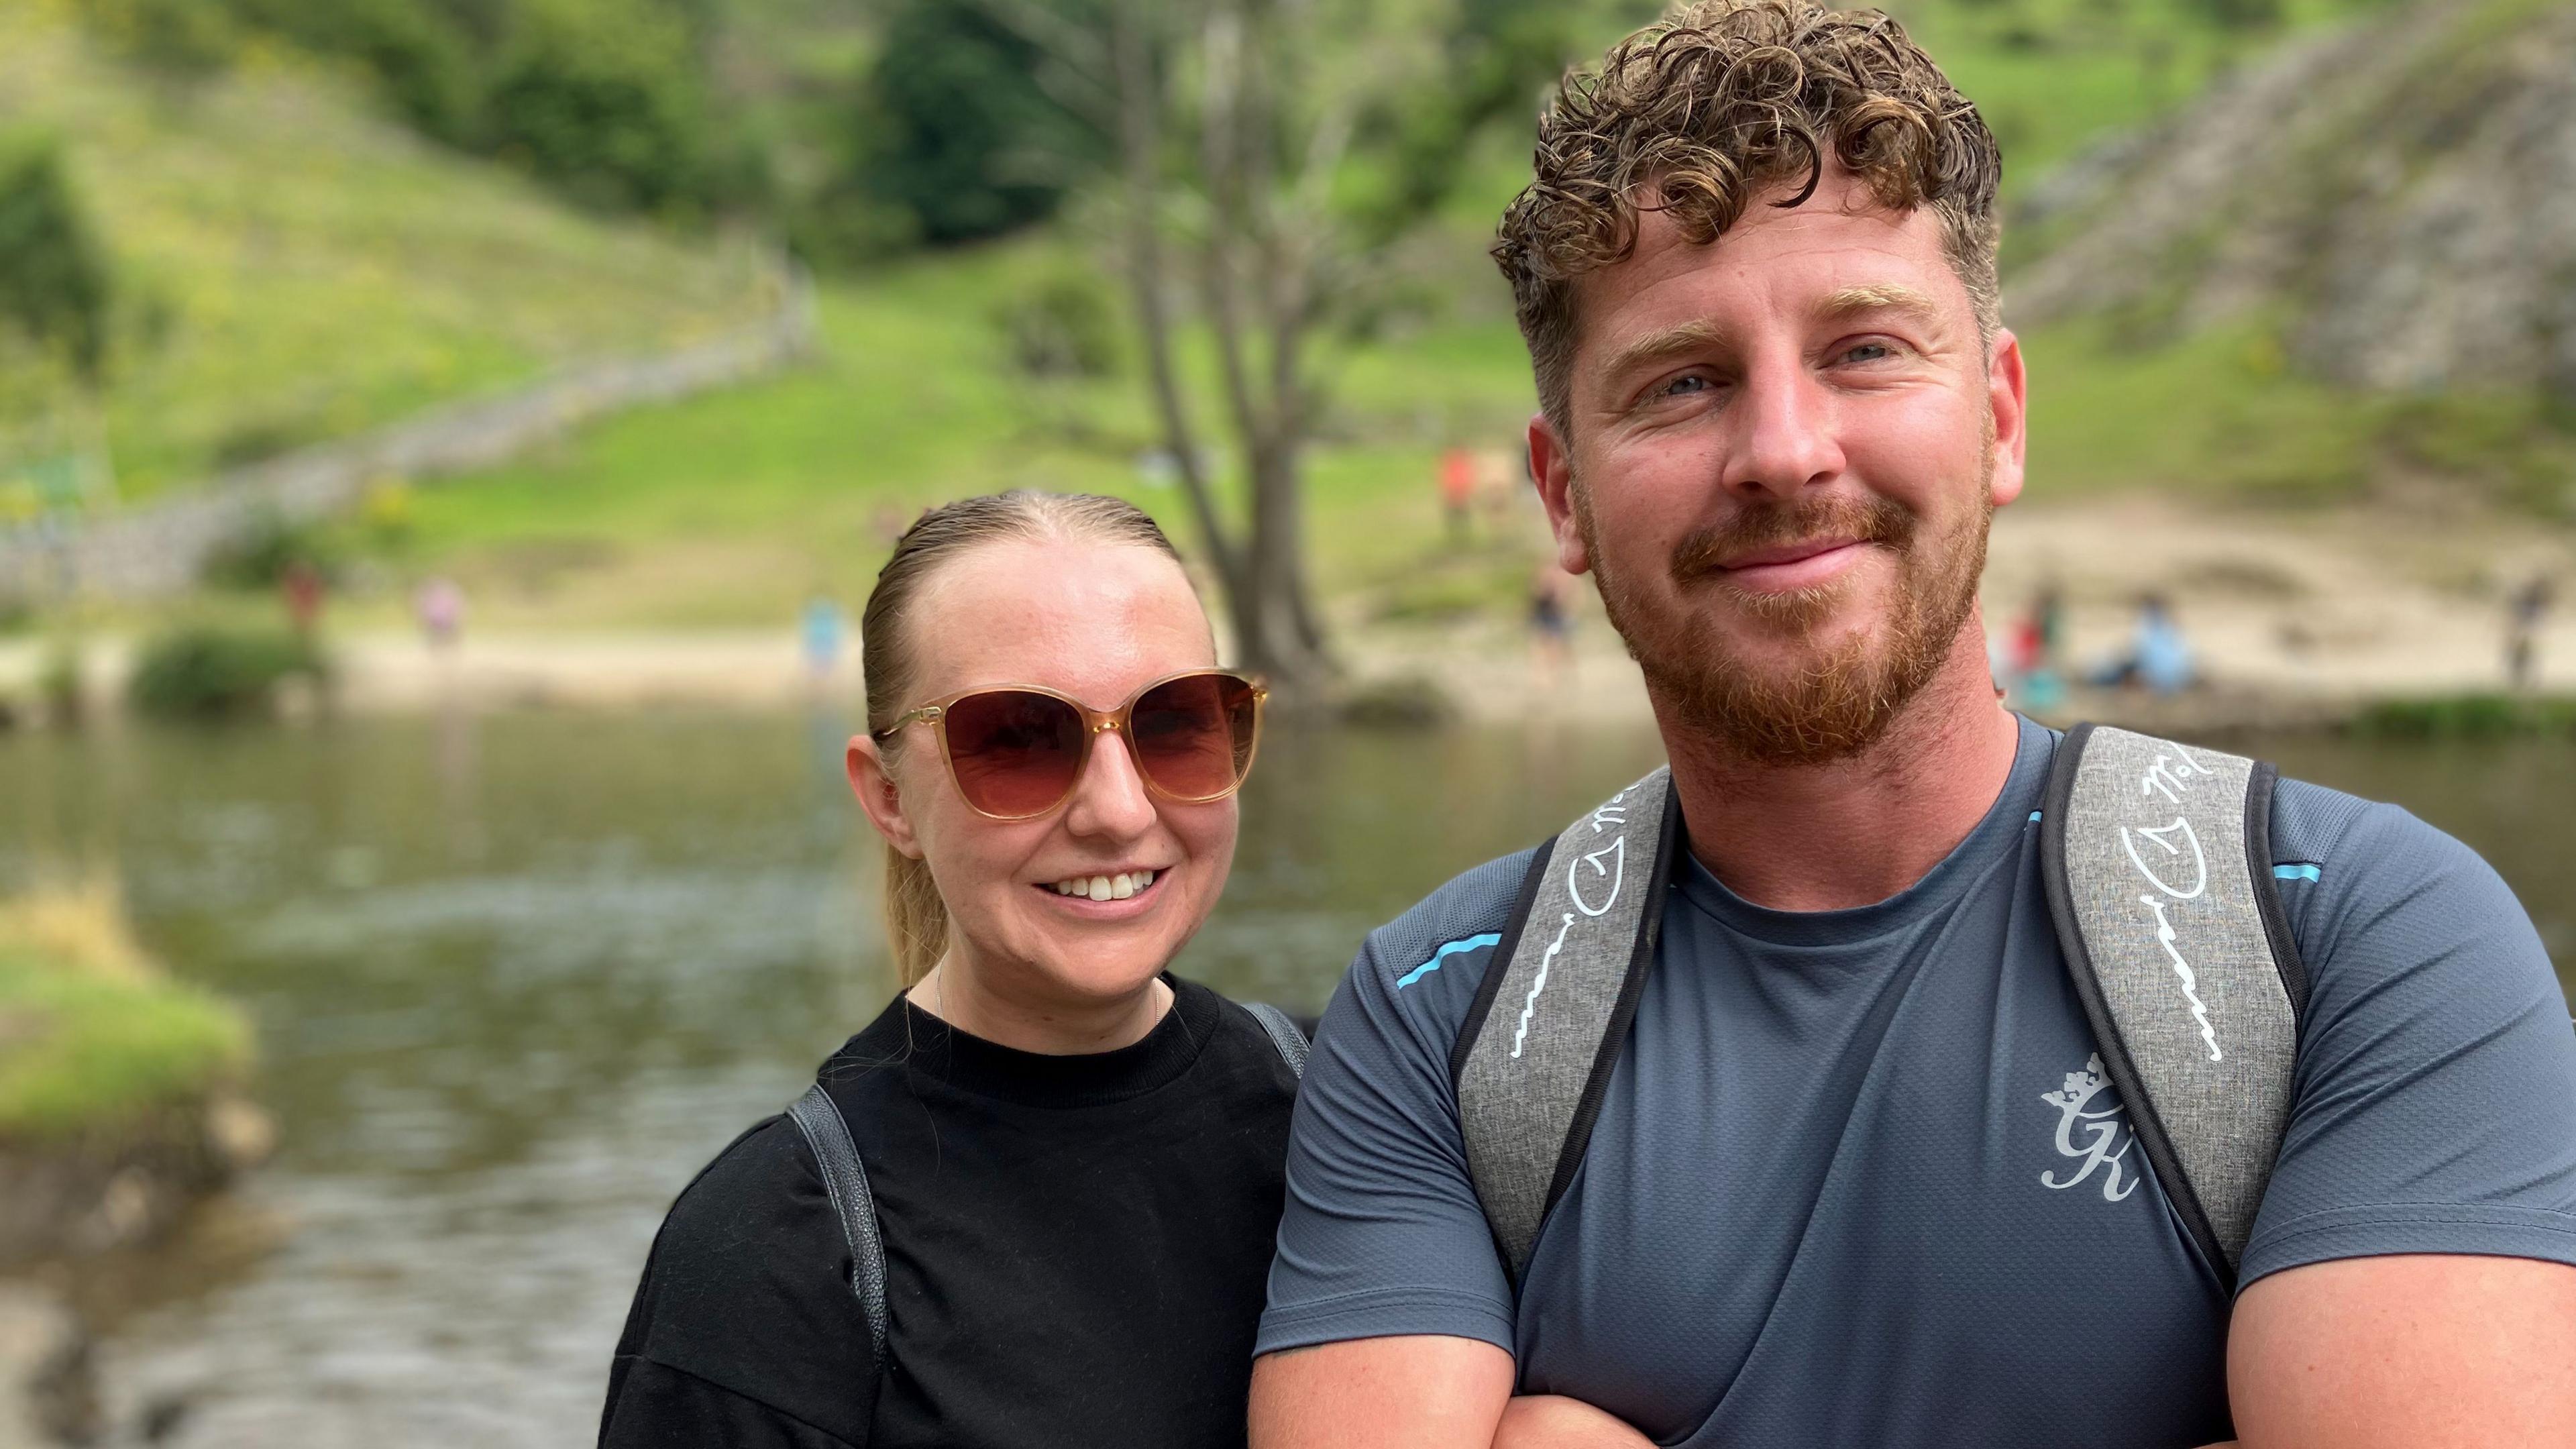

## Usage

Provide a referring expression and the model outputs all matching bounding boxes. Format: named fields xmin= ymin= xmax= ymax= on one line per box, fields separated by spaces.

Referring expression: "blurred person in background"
xmin=1527 ymin=561 xmax=1574 ymax=686
xmin=802 ymin=589 xmax=846 ymax=688
xmin=600 ymin=492 xmax=1299 ymax=1449
xmin=1442 ymin=445 xmax=1478 ymax=544
xmin=2508 ymin=574 xmax=2553 ymax=689
xmin=2090 ymin=592 xmax=2196 ymax=696
xmin=281 ymin=557 xmax=325 ymax=639
xmin=1250 ymin=5 xmax=2576 ymax=1448
xmin=414 ymin=576 xmax=464 ymax=653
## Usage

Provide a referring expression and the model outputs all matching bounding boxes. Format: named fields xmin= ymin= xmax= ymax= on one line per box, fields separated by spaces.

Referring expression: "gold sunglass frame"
xmin=871 ymin=668 xmax=1270 ymax=822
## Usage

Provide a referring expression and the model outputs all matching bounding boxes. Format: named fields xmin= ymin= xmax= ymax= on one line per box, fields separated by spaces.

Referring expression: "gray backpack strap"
xmin=1453 ymin=767 xmax=1679 ymax=1284
xmin=2041 ymin=723 xmax=2308 ymax=1285
xmin=1240 ymin=1002 xmax=1310 ymax=1077
xmin=786 ymin=1082 xmax=891 ymax=1364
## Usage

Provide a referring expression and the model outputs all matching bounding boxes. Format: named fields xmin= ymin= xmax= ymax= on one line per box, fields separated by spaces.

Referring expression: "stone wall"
xmin=0 ymin=272 xmax=817 ymax=604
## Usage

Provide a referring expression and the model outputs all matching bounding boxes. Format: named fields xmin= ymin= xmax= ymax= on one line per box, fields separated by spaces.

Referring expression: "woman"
xmin=600 ymin=492 xmax=1299 ymax=1448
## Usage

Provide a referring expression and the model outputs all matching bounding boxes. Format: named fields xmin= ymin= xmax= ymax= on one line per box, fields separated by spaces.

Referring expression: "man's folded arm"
xmin=1250 ymin=1337 xmax=1513 ymax=1449
xmin=2216 ymin=800 xmax=2576 ymax=1446
xmin=1250 ymin=1340 xmax=1654 ymax=1449
xmin=2222 ymin=1253 xmax=2576 ymax=1448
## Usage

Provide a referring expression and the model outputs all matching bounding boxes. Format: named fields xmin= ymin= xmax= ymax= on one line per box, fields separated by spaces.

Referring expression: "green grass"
xmin=0 ymin=876 xmax=253 ymax=1142
xmin=54 ymin=0 xmax=2532 ymax=635
xmin=0 ymin=948 xmax=251 ymax=1140
xmin=2348 ymin=694 xmax=2576 ymax=740
xmin=0 ymin=1 xmax=767 ymax=502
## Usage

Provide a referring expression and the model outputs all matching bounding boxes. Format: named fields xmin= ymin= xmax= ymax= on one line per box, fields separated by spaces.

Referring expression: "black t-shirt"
xmin=598 ymin=975 xmax=1299 ymax=1449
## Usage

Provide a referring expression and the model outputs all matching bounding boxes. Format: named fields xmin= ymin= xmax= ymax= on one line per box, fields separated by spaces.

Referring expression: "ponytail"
xmin=881 ymin=850 xmax=949 ymax=987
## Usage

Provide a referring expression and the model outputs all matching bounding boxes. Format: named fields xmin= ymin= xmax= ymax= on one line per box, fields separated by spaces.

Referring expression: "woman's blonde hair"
xmin=861 ymin=490 xmax=1185 ymax=985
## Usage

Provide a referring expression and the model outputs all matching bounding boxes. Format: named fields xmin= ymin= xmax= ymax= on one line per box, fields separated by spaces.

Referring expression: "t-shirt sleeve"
xmin=2239 ymin=788 xmax=2576 ymax=1288
xmin=599 ymin=1118 xmax=875 ymax=1449
xmin=1256 ymin=861 xmax=1525 ymax=1358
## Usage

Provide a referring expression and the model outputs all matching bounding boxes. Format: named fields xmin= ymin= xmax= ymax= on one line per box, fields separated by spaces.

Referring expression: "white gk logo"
xmin=2039 ymin=1054 xmax=2138 ymax=1201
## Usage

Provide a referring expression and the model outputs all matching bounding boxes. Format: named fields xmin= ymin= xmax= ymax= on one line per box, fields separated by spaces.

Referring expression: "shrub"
xmin=226 ymin=0 xmax=485 ymax=145
xmin=78 ymin=0 xmax=241 ymax=82
xmin=994 ymin=271 xmax=1121 ymax=378
xmin=200 ymin=511 xmax=341 ymax=592
xmin=0 ymin=131 xmax=113 ymax=386
xmin=127 ymin=626 xmax=327 ymax=721
xmin=856 ymin=0 xmax=1098 ymax=246
xmin=486 ymin=0 xmax=712 ymax=215
xmin=2348 ymin=694 xmax=2576 ymax=740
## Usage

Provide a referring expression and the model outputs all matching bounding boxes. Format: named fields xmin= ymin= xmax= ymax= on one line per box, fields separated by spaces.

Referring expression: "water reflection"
xmin=0 ymin=714 xmax=2563 ymax=1446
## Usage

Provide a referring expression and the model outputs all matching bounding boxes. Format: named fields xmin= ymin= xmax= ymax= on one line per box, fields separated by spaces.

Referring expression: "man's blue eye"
xmin=1843 ymin=343 xmax=1894 ymax=364
xmin=1663 ymin=376 xmax=1708 ymax=396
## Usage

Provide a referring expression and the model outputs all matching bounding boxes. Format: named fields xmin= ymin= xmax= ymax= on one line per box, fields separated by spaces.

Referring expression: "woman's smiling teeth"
xmin=1049 ymin=869 xmax=1157 ymax=901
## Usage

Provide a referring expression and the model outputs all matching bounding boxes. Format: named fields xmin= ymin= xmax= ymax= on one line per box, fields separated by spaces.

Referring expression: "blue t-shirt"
xmin=1258 ymin=716 xmax=2576 ymax=1447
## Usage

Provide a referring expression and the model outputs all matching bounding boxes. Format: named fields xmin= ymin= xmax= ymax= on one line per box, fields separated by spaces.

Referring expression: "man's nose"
xmin=1062 ymin=727 xmax=1159 ymax=841
xmin=1723 ymin=353 xmax=1845 ymax=500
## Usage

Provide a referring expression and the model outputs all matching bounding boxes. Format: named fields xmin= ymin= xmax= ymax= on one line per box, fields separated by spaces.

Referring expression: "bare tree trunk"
xmin=1109 ymin=0 xmax=1260 ymax=663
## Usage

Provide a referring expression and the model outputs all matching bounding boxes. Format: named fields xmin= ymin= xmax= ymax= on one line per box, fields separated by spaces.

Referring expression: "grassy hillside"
xmin=70 ymin=0 xmax=2512 ymax=637
xmin=0 ymin=0 xmax=768 ymax=504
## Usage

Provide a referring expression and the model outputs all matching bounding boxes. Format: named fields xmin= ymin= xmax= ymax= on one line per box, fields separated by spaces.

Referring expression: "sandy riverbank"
xmin=2 ymin=500 xmax=2568 ymax=728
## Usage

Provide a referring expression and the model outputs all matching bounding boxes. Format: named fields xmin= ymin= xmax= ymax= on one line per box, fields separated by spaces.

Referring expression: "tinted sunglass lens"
xmin=942 ymin=690 xmax=1085 ymax=816
xmin=1130 ymin=674 xmax=1258 ymax=800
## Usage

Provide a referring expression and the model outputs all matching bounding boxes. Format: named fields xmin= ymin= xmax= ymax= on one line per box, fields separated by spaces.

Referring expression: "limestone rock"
xmin=2009 ymin=0 xmax=2576 ymax=401
xmin=0 ymin=1287 xmax=96 ymax=1449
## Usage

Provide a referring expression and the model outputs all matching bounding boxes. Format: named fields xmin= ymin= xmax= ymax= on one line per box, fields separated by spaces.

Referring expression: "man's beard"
xmin=1581 ymin=480 xmax=1992 ymax=767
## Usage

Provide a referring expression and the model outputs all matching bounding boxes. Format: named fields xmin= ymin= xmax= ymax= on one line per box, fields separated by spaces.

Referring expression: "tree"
xmin=0 ymin=132 xmax=113 ymax=388
xmin=859 ymin=0 xmax=1102 ymax=246
xmin=975 ymin=0 xmax=1567 ymax=691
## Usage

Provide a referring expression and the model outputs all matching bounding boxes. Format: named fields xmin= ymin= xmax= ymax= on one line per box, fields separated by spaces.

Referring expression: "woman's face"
xmin=849 ymin=537 xmax=1239 ymax=1007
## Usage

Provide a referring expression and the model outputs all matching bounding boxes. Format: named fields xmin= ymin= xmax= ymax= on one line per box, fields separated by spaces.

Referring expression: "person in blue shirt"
xmin=1248 ymin=5 xmax=2576 ymax=1447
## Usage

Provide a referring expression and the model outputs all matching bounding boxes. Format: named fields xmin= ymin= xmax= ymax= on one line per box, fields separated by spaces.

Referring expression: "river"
xmin=0 ymin=711 xmax=2567 ymax=1446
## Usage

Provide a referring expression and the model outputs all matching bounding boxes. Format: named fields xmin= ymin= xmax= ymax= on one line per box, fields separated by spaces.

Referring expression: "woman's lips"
xmin=1717 ymin=539 xmax=1866 ymax=593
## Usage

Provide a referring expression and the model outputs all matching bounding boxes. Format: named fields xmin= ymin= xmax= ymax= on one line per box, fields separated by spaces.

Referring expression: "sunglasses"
xmin=872 ymin=669 xmax=1269 ymax=821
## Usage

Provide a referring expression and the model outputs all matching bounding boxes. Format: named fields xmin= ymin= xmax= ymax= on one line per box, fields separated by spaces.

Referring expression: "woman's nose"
xmin=1062 ymin=727 xmax=1159 ymax=840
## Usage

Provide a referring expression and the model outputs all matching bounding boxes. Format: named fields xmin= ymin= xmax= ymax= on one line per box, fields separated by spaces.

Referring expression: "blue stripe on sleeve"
xmin=1397 ymin=932 xmax=1502 ymax=989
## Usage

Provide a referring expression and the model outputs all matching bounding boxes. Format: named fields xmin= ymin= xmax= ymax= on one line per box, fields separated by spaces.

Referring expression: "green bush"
xmin=2347 ymin=694 xmax=2576 ymax=740
xmin=200 ymin=511 xmax=342 ymax=592
xmin=856 ymin=0 xmax=1098 ymax=246
xmin=486 ymin=0 xmax=712 ymax=214
xmin=78 ymin=0 xmax=241 ymax=81
xmin=0 ymin=130 xmax=113 ymax=386
xmin=127 ymin=626 xmax=328 ymax=721
xmin=227 ymin=0 xmax=485 ymax=144
xmin=994 ymin=271 xmax=1121 ymax=379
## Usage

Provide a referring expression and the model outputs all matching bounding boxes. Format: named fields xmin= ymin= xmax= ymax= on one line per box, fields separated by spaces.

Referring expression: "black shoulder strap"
xmin=1240 ymin=1001 xmax=1310 ymax=1077
xmin=787 ymin=1083 xmax=890 ymax=1364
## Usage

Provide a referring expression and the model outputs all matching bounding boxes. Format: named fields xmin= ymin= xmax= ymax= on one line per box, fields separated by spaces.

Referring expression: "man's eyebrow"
xmin=1596 ymin=319 xmax=1734 ymax=388
xmin=1817 ymin=284 xmax=1944 ymax=325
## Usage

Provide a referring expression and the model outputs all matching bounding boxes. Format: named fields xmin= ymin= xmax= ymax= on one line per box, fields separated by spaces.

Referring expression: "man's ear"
xmin=1986 ymin=327 xmax=2028 ymax=510
xmin=1527 ymin=413 xmax=1592 ymax=576
xmin=847 ymin=735 xmax=925 ymax=860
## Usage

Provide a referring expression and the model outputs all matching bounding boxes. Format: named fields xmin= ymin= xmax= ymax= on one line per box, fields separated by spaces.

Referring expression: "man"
xmin=1250 ymin=4 xmax=2576 ymax=1446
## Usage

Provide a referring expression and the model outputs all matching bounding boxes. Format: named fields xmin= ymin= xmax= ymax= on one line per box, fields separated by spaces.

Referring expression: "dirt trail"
xmin=3 ymin=501 xmax=2568 ymax=725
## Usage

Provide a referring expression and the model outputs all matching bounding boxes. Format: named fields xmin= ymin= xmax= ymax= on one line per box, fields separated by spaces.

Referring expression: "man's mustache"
xmin=1668 ymin=495 xmax=1917 ymax=584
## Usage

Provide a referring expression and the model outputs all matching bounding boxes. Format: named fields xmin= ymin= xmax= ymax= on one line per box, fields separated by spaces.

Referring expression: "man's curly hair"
xmin=1495 ymin=0 xmax=2002 ymax=433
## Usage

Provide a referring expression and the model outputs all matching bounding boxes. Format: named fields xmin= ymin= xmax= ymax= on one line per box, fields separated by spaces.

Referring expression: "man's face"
xmin=1529 ymin=166 xmax=2027 ymax=765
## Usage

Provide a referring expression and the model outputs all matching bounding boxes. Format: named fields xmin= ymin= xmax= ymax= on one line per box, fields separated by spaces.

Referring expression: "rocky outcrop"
xmin=2010 ymin=0 xmax=2576 ymax=400
xmin=0 ymin=1096 xmax=273 ymax=1273
xmin=0 ymin=1287 xmax=96 ymax=1449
